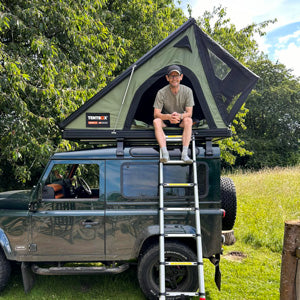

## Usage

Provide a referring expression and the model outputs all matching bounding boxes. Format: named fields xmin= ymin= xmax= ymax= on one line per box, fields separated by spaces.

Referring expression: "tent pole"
xmin=112 ymin=65 xmax=137 ymax=134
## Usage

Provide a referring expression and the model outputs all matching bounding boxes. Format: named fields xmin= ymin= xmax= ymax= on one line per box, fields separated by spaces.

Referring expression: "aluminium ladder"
xmin=159 ymin=135 xmax=206 ymax=300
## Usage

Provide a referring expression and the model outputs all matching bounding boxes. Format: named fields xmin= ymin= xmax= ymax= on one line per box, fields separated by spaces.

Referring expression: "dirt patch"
xmin=224 ymin=251 xmax=247 ymax=262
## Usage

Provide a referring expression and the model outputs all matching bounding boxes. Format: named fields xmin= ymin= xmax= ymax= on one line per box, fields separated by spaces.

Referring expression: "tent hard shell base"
xmin=63 ymin=128 xmax=231 ymax=143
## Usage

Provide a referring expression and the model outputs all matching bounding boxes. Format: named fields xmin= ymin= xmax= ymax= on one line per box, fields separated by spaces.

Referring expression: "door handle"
xmin=82 ymin=220 xmax=99 ymax=228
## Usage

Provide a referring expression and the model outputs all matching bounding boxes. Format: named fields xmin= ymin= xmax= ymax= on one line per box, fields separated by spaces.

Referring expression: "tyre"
xmin=0 ymin=248 xmax=11 ymax=291
xmin=220 ymin=177 xmax=237 ymax=230
xmin=138 ymin=241 xmax=198 ymax=300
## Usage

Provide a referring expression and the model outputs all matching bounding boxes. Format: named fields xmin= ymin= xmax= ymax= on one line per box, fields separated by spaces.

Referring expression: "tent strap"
xmin=112 ymin=65 xmax=137 ymax=134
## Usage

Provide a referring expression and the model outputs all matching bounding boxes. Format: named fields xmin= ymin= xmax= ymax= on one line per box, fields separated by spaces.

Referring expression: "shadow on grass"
xmin=2 ymin=264 xmax=146 ymax=299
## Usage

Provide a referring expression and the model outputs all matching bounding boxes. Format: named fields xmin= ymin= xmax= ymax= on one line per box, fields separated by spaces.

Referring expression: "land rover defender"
xmin=0 ymin=143 xmax=236 ymax=299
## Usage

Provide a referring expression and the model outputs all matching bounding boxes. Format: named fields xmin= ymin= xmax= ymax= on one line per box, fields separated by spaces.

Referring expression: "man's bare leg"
xmin=180 ymin=117 xmax=193 ymax=163
xmin=153 ymin=118 xmax=169 ymax=162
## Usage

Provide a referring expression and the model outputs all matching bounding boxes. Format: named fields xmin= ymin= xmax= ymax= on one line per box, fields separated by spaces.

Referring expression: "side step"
xmin=21 ymin=262 xmax=129 ymax=293
xmin=32 ymin=263 xmax=129 ymax=275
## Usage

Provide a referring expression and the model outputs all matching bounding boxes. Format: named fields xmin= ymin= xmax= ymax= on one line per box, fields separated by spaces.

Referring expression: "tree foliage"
xmin=0 ymin=0 xmax=186 ymax=188
xmin=196 ymin=6 xmax=276 ymax=165
xmin=102 ymin=0 xmax=185 ymax=71
xmin=0 ymin=0 xmax=125 ymax=186
xmin=236 ymin=56 xmax=300 ymax=168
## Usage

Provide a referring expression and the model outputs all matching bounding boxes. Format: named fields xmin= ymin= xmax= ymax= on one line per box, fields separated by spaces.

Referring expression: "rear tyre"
xmin=220 ymin=177 xmax=237 ymax=230
xmin=0 ymin=248 xmax=11 ymax=291
xmin=138 ymin=241 xmax=198 ymax=300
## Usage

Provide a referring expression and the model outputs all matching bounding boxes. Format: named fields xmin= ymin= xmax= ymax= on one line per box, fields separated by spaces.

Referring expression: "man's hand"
xmin=170 ymin=112 xmax=181 ymax=124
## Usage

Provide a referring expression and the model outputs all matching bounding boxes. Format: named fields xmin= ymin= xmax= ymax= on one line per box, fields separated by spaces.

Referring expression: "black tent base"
xmin=63 ymin=128 xmax=231 ymax=145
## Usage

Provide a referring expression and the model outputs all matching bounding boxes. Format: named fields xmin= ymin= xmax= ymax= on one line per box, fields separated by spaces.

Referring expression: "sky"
xmin=178 ymin=0 xmax=300 ymax=77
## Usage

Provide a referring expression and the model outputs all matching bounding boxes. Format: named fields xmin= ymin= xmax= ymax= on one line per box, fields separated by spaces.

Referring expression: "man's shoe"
xmin=181 ymin=155 xmax=193 ymax=164
xmin=160 ymin=151 xmax=169 ymax=163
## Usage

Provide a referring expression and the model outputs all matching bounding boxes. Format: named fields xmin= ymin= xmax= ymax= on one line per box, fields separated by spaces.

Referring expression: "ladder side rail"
xmin=192 ymin=136 xmax=206 ymax=299
xmin=159 ymin=159 xmax=166 ymax=300
xmin=159 ymin=135 xmax=206 ymax=299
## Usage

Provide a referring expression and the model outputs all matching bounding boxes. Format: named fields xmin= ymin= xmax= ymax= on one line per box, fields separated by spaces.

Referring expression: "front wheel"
xmin=138 ymin=242 xmax=198 ymax=300
xmin=0 ymin=248 xmax=11 ymax=291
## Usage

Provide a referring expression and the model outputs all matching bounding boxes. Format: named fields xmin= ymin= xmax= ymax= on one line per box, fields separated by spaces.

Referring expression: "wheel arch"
xmin=0 ymin=228 xmax=12 ymax=258
xmin=135 ymin=225 xmax=197 ymax=259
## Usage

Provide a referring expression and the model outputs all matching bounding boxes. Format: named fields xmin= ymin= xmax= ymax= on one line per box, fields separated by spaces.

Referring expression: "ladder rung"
xmin=164 ymin=207 xmax=195 ymax=211
xmin=166 ymin=135 xmax=182 ymax=142
xmin=165 ymin=233 xmax=196 ymax=238
xmin=165 ymin=292 xmax=199 ymax=297
xmin=166 ymin=261 xmax=197 ymax=266
xmin=162 ymin=160 xmax=188 ymax=164
xmin=163 ymin=183 xmax=194 ymax=187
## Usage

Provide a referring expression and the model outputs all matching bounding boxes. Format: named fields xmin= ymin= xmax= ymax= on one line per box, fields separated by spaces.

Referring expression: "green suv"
xmin=0 ymin=143 xmax=236 ymax=299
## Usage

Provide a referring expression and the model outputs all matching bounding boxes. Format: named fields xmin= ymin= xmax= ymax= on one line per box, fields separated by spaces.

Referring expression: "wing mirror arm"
xmin=29 ymin=183 xmax=42 ymax=212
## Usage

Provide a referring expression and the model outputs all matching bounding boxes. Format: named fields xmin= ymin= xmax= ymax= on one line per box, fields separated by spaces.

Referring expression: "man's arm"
xmin=181 ymin=107 xmax=193 ymax=120
xmin=154 ymin=108 xmax=181 ymax=124
xmin=154 ymin=108 xmax=171 ymax=121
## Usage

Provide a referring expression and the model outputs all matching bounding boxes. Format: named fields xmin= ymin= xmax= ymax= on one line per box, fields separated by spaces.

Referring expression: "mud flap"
xmin=209 ymin=254 xmax=221 ymax=290
xmin=21 ymin=262 xmax=35 ymax=293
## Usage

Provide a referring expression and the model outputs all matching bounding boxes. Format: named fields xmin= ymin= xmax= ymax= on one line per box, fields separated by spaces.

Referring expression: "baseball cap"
xmin=167 ymin=65 xmax=182 ymax=75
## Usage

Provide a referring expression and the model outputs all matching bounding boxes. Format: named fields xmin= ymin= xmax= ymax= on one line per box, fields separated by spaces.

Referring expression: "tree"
xmin=236 ymin=56 xmax=300 ymax=169
xmin=196 ymin=6 xmax=276 ymax=165
xmin=102 ymin=0 xmax=186 ymax=72
xmin=0 ymin=0 xmax=187 ymax=189
xmin=0 ymin=0 xmax=126 ymax=187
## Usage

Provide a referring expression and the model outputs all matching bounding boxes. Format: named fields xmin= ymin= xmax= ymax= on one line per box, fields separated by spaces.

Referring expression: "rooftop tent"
xmin=60 ymin=18 xmax=258 ymax=143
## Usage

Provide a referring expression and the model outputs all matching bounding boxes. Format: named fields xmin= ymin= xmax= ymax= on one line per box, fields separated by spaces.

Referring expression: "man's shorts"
xmin=164 ymin=120 xmax=182 ymax=127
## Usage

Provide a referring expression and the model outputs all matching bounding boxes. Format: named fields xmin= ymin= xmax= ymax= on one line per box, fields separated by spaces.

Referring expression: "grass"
xmin=1 ymin=166 xmax=299 ymax=299
xmin=230 ymin=166 xmax=300 ymax=252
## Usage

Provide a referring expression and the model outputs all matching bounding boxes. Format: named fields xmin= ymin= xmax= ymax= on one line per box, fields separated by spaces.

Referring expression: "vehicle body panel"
xmin=0 ymin=146 xmax=222 ymax=262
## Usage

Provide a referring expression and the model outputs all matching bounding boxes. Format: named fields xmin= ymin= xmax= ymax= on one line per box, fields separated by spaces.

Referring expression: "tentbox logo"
xmin=86 ymin=113 xmax=110 ymax=127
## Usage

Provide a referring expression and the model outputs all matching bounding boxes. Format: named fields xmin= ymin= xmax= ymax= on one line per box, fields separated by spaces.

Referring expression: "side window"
xmin=122 ymin=163 xmax=158 ymax=198
xmin=121 ymin=163 xmax=208 ymax=199
xmin=43 ymin=163 xmax=99 ymax=200
xmin=164 ymin=164 xmax=208 ymax=197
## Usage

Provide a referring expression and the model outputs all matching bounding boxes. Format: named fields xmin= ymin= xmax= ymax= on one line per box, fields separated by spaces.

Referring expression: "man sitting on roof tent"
xmin=153 ymin=65 xmax=194 ymax=164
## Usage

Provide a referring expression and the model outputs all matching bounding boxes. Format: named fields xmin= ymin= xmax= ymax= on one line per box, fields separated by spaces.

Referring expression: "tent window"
xmin=208 ymin=49 xmax=231 ymax=80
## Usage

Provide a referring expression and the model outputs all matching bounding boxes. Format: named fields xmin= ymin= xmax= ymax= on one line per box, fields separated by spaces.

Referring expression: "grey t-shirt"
xmin=153 ymin=84 xmax=194 ymax=114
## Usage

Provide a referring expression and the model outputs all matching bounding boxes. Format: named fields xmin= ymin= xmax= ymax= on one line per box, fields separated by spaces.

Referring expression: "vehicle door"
xmin=30 ymin=160 xmax=105 ymax=261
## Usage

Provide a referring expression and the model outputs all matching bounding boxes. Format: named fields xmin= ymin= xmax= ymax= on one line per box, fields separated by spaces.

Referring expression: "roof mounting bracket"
xmin=205 ymin=138 xmax=213 ymax=156
xmin=116 ymin=139 xmax=124 ymax=156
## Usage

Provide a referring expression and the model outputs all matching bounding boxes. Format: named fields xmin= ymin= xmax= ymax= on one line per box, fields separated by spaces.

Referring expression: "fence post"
xmin=280 ymin=220 xmax=300 ymax=300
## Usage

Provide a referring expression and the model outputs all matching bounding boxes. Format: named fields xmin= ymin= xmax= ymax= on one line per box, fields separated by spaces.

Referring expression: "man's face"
xmin=166 ymin=71 xmax=183 ymax=87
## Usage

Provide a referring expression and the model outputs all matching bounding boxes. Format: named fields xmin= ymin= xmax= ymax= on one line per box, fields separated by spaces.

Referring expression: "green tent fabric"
xmin=60 ymin=18 xmax=258 ymax=142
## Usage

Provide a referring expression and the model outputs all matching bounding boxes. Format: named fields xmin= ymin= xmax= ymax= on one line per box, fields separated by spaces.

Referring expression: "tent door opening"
xmin=126 ymin=74 xmax=206 ymax=130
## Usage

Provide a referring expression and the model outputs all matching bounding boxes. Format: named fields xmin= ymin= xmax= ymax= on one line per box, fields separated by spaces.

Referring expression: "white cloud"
xmin=256 ymin=35 xmax=272 ymax=53
xmin=274 ymin=43 xmax=300 ymax=76
xmin=189 ymin=0 xmax=300 ymax=31
xmin=278 ymin=29 xmax=300 ymax=44
xmin=191 ymin=0 xmax=285 ymax=29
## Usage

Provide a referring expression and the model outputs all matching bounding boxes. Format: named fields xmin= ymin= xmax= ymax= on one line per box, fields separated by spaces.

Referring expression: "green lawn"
xmin=1 ymin=166 xmax=299 ymax=299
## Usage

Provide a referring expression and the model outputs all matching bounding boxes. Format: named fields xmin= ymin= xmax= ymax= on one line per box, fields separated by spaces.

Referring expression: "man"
xmin=153 ymin=65 xmax=194 ymax=163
